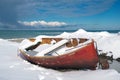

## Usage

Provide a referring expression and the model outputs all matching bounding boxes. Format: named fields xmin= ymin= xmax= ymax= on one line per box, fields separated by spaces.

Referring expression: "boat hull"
xmin=19 ymin=41 xmax=99 ymax=70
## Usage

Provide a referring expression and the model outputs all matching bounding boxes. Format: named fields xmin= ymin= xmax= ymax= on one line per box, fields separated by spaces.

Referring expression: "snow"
xmin=56 ymin=29 xmax=120 ymax=59
xmin=20 ymin=37 xmax=93 ymax=56
xmin=0 ymin=29 xmax=120 ymax=80
xmin=33 ymin=29 xmax=120 ymax=59
xmin=35 ymin=39 xmax=69 ymax=56
xmin=19 ymin=38 xmax=42 ymax=51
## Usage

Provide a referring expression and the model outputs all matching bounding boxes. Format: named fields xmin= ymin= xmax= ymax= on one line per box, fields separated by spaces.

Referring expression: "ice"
xmin=0 ymin=29 xmax=120 ymax=80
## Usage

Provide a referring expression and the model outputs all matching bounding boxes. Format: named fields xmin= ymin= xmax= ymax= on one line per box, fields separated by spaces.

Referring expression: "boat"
xmin=18 ymin=38 xmax=99 ymax=70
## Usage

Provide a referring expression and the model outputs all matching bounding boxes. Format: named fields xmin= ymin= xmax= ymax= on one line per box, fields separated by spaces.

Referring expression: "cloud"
xmin=18 ymin=20 xmax=67 ymax=27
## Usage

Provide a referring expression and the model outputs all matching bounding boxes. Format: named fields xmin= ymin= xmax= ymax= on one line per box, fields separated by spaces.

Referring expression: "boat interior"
xmin=20 ymin=38 xmax=92 ymax=56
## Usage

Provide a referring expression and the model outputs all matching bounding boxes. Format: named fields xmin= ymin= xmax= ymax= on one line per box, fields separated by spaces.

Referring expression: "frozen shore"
xmin=0 ymin=39 xmax=119 ymax=80
xmin=0 ymin=29 xmax=120 ymax=80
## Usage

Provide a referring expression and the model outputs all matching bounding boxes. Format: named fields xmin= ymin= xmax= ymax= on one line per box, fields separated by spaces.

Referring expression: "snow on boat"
xmin=18 ymin=38 xmax=99 ymax=70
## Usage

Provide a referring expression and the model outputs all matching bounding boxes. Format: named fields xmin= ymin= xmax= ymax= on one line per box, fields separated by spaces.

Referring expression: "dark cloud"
xmin=0 ymin=0 xmax=27 ymax=29
xmin=0 ymin=0 xmax=21 ymax=23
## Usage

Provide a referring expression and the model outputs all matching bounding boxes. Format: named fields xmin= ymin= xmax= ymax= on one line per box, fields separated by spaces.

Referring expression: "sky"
xmin=0 ymin=0 xmax=120 ymax=30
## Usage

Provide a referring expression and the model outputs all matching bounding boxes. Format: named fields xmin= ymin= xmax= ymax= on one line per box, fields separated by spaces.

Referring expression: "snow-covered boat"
xmin=19 ymin=38 xmax=99 ymax=70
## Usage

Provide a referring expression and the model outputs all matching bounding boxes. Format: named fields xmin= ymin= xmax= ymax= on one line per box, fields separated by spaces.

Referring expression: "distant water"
xmin=0 ymin=30 xmax=119 ymax=39
xmin=0 ymin=30 xmax=75 ymax=39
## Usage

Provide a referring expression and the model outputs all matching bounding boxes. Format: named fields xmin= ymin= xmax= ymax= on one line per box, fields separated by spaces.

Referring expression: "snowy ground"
xmin=0 ymin=29 xmax=120 ymax=80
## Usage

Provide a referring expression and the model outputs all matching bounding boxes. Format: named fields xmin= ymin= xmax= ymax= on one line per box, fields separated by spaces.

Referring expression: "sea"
xmin=0 ymin=30 xmax=119 ymax=39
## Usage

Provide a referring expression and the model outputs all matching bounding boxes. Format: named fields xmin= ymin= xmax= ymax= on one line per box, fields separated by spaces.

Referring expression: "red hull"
xmin=19 ymin=41 xmax=99 ymax=70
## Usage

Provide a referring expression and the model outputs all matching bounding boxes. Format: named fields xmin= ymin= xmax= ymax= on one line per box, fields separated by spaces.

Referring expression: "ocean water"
xmin=0 ymin=30 xmax=119 ymax=39
xmin=0 ymin=30 xmax=75 ymax=39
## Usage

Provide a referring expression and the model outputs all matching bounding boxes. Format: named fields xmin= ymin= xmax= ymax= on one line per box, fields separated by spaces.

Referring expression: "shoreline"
xmin=8 ymin=38 xmax=24 ymax=43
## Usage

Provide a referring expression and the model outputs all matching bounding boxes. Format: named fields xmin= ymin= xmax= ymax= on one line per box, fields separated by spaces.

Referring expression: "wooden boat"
xmin=19 ymin=38 xmax=99 ymax=70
